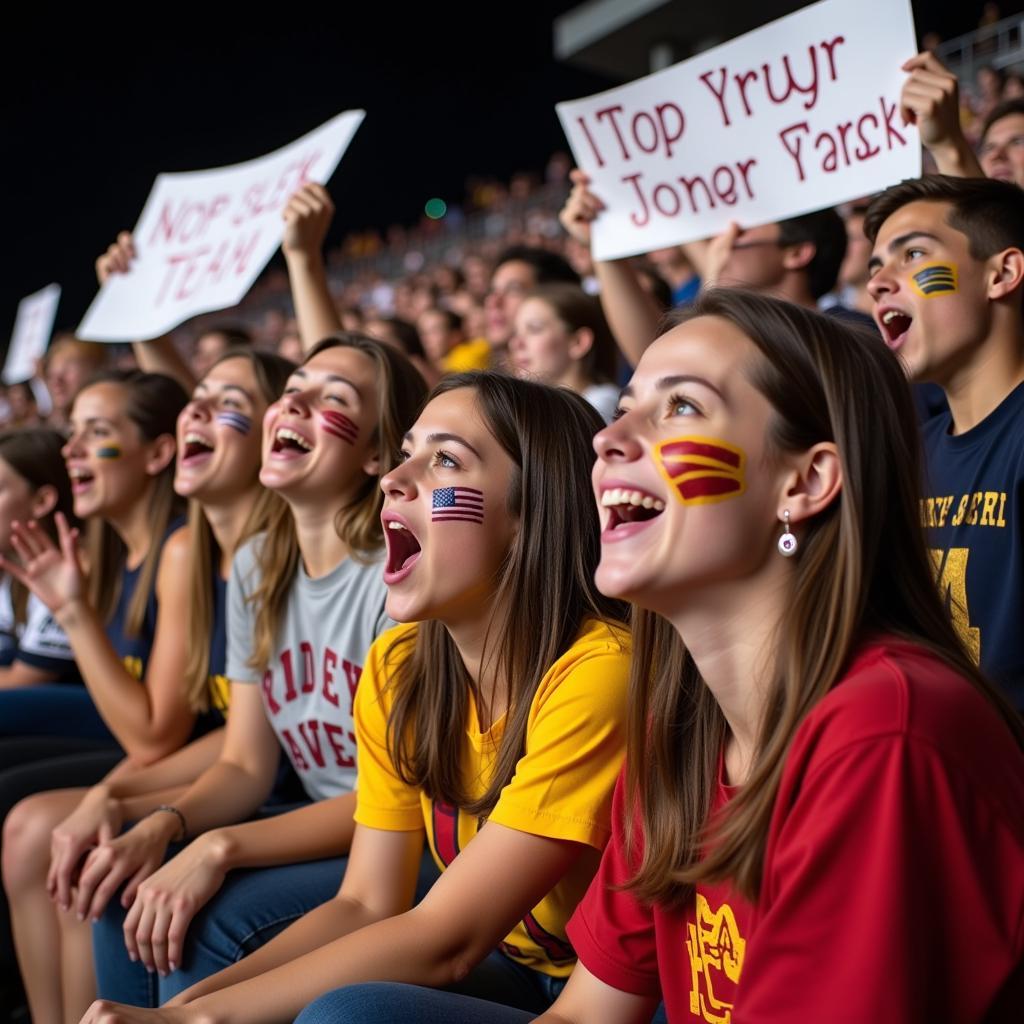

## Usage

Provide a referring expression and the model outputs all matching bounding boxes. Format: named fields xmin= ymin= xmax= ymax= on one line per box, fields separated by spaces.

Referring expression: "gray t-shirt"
xmin=227 ymin=534 xmax=392 ymax=801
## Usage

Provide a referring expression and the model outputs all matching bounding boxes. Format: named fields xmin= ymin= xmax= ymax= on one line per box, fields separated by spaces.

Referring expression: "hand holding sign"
xmin=78 ymin=110 xmax=364 ymax=342
xmin=96 ymin=233 xmax=137 ymax=285
xmin=556 ymin=0 xmax=920 ymax=261
xmin=282 ymin=183 xmax=336 ymax=262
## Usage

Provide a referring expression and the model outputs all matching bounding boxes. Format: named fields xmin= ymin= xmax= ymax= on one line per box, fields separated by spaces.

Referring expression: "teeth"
xmin=882 ymin=310 xmax=906 ymax=325
xmin=69 ymin=467 xmax=91 ymax=480
xmin=387 ymin=521 xmax=407 ymax=531
xmin=601 ymin=488 xmax=665 ymax=511
xmin=275 ymin=428 xmax=312 ymax=451
xmin=185 ymin=432 xmax=211 ymax=446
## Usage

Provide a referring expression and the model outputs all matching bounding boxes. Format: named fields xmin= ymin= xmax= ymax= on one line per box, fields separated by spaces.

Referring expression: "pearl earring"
xmin=778 ymin=510 xmax=798 ymax=557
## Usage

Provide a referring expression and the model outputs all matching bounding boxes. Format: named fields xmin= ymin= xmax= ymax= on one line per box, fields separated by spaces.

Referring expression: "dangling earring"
xmin=778 ymin=510 xmax=798 ymax=557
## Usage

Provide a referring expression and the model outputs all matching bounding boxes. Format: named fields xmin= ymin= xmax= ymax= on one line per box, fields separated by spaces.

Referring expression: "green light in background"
xmin=424 ymin=198 xmax=448 ymax=219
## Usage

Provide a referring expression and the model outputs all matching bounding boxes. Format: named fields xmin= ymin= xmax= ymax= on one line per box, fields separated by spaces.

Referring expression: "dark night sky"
xmin=0 ymin=1 xmax=985 ymax=341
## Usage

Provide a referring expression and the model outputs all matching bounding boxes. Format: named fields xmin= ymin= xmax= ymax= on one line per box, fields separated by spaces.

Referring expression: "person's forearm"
xmin=173 ymin=890 xmax=384 ymax=1005
xmin=101 ymin=727 xmax=225 ymax=800
xmin=182 ymin=903 xmax=462 ymax=1022
xmin=929 ymin=139 xmax=985 ymax=178
xmin=171 ymin=759 xmax=275 ymax=839
xmin=594 ymin=259 xmax=664 ymax=367
xmin=284 ymin=250 xmax=342 ymax=353
xmin=130 ymin=338 xmax=196 ymax=392
xmin=55 ymin=600 xmax=190 ymax=763
xmin=0 ymin=663 xmax=53 ymax=688
xmin=205 ymin=793 xmax=356 ymax=873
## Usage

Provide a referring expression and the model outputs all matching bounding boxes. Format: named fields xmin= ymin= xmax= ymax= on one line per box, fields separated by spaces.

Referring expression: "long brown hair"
xmin=0 ymin=428 xmax=80 ymax=627
xmin=80 ymin=371 xmax=188 ymax=636
xmin=626 ymin=289 xmax=1024 ymax=907
xmin=383 ymin=372 xmax=629 ymax=817
xmin=248 ymin=334 xmax=428 ymax=673
xmin=184 ymin=349 xmax=294 ymax=711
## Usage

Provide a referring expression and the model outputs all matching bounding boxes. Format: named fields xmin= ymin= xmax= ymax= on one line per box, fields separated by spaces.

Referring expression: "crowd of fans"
xmin=0 ymin=30 xmax=1021 ymax=1024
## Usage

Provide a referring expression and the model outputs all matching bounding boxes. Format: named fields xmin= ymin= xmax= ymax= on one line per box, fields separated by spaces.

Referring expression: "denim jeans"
xmin=0 ymin=684 xmax=115 ymax=740
xmin=93 ymin=855 xmax=349 ymax=1006
xmin=92 ymin=848 xmax=442 ymax=1007
xmin=294 ymin=948 xmax=566 ymax=1024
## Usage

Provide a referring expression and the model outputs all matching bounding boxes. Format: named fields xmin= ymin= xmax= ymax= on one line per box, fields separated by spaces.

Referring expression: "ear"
xmin=144 ymin=434 xmax=178 ymax=477
xmin=776 ymin=442 xmax=842 ymax=528
xmin=987 ymin=247 xmax=1024 ymax=301
xmin=30 ymin=484 xmax=58 ymax=521
xmin=567 ymin=327 xmax=595 ymax=363
xmin=781 ymin=240 xmax=816 ymax=273
xmin=362 ymin=449 xmax=382 ymax=478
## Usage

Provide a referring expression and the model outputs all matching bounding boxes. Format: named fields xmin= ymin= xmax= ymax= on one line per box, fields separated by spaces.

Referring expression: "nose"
xmin=866 ymin=266 xmax=895 ymax=303
xmin=61 ymin=431 xmax=84 ymax=461
xmin=593 ymin=415 xmax=643 ymax=463
xmin=380 ymin=459 xmax=418 ymax=501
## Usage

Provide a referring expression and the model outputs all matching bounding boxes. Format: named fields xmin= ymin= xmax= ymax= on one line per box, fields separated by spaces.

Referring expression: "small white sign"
xmin=79 ymin=110 xmax=365 ymax=341
xmin=556 ymin=0 xmax=921 ymax=260
xmin=4 ymin=284 xmax=61 ymax=385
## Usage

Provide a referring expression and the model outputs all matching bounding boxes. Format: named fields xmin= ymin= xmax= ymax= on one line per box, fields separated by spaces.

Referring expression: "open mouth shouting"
xmin=383 ymin=513 xmax=422 ymax=584
xmin=270 ymin=426 xmax=314 ymax=459
xmin=67 ymin=465 xmax=96 ymax=495
xmin=599 ymin=484 xmax=666 ymax=542
xmin=181 ymin=431 xmax=216 ymax=466
xmin=877 ymin=306 xmax=913 ymax=352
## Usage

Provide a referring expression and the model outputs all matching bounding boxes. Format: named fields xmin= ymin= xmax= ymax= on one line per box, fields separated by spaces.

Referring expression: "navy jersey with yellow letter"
xmin=920 ymin=381 xmax=1024 ymax=709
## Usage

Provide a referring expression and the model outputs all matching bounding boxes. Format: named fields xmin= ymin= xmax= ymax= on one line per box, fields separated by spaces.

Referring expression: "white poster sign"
xmin=4 ymin=283 xmax=61 ymax=384
xmin=556 ymin=0 xmax=920 ymax=260
xmin=79 ymin=110 xmax=365 ymax=341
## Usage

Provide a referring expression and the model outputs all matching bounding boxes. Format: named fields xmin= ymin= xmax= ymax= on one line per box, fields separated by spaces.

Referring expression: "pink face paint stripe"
xmin=215 ymin=411 xmax=252 ymax=435
xmin=321 ymin=411 xmax=359 ymax=444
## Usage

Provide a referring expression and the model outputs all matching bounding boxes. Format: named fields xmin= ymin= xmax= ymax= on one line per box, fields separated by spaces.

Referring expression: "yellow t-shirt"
xmin=354 ymin=618 xmax=631 ymax=977
xmin=442 ymin=338 xmax=492 ymax=373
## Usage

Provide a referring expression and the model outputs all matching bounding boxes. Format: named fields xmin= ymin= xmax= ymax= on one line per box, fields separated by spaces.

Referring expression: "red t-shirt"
xmin=567 ymin=640 xmax=1024 ymax=1023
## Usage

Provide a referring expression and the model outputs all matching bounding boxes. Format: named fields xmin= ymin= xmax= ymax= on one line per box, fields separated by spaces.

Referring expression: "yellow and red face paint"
xmin=911 ymin=263 xmax=958 ymax=298
xmin=655 ymin=436 xmax=746 ymax=505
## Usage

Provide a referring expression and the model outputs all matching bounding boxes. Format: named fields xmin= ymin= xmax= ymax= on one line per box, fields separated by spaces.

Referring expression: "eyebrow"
xmin=619 ymin=374 xmax=726 ymax=402
xmin=402 ymin=430 xmax=483 ymax=459
xmin=867 ymin=231 xmax=942 ymax=272
xmin=290 ymin=369 xmax=363 ymax=399
xmin=195 ymin=383 xmax=255 ymax=401
xmin=71 ymin=416 xmax=117 ymax=431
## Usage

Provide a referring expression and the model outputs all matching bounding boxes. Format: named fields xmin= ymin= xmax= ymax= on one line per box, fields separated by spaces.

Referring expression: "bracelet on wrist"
xmin=149 ymin=804 xmax=187 ymax=842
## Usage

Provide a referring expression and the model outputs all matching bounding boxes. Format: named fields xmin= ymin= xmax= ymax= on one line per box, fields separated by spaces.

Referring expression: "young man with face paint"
xmin=865 ymin=175 xmax=1024 ymax=710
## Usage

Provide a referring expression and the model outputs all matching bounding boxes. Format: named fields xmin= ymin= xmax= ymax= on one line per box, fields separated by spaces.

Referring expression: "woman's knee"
xmin=2 ymin=790 xmax=77 ymax=892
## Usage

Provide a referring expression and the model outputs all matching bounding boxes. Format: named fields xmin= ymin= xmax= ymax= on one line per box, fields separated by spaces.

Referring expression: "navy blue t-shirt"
xmin=920 ymin=381 xmax=1024 ymax=710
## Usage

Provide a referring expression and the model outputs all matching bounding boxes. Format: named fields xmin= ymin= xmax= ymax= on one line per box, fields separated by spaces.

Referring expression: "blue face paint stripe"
xmin=215 ymin=410 xmax=253 ymax=435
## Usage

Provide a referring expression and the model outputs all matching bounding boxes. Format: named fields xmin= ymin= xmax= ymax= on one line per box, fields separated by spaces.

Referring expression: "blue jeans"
xmin=0 ymin=684 xmax=114 ymax=740
xmin=294 ymin=949 xmax=565 ymax=1023
xmin=93 ymin=856 xmax=348 ymax=1006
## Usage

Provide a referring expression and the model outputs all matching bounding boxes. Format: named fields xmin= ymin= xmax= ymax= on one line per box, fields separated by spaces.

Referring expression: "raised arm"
xmin=95 ymin=234 xmax=196 ymax=392
xmin=900 ymin=52 xmax=984 ymax=179
xmin=560 ymin=170 xmax=665 ymax=367
xmin=2 ymin=519 xmax=195 ymax=764
xmin=281 ymin=184 xmax=343 ymax=351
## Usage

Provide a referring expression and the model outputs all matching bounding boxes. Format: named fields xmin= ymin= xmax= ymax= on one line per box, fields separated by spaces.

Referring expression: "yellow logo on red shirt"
xmin=686 ymin=893 xmax=746 ymax=1023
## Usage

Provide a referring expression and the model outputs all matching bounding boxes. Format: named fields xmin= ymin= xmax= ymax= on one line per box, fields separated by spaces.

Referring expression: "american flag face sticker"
xmin=432 ymin=487 xmax=484 ymax=524
xmin=216 ymin=410 xmax=252 ymax=435
xmin=321 ymin=410 xmax=359 ymax=445
xmin=655 ymin=436 xmax=746 ymax=505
